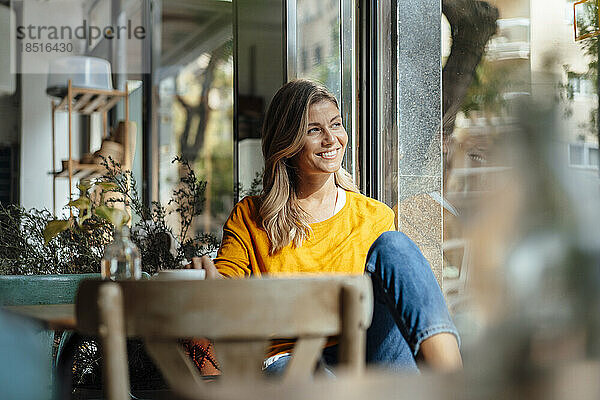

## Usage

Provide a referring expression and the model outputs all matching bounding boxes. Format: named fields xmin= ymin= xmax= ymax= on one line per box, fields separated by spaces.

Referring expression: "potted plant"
xmin=0 ymin=157 xmax=219 ymax=391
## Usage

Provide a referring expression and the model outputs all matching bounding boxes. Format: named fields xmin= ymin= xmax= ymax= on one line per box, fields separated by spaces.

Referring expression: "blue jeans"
xmin=264 ymin=231 xmax=459 ymax=375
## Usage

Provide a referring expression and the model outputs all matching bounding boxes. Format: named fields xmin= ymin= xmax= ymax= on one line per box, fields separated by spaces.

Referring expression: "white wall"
xmin=20 ymin=74 xmax=80 ymax=216
xmin=19 ymin=0 xmax=84 ymax=215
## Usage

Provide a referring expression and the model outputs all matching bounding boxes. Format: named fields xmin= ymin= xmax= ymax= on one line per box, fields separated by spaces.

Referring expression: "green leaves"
xmin=43 ymin=204 xmax=129 ymax=244
xmin=67 ymin=197 xmax=92 ymax=226
xmin=67 ymin=198 xmax=91 ymax=209
xmin=77 ymin=180 xmax=92 ymax=195
xmin=43 ymin=178 xmax=129 ymax=245
xmin=37 ymin=156 xmax=218 ymax=276
xmin=94 ymin=206 xmax=130 ymax=229
xmin=43 ymin=219 xmax=72 ymax=244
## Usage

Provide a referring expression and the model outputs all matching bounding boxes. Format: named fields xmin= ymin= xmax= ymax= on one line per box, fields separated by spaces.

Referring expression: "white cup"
xmin=154 ymin=269 xmax=206 ymax=280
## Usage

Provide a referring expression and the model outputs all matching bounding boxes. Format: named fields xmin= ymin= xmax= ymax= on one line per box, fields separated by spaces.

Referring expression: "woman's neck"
xmin=296 ymin=173 xmax=336 ymax=200
xmin=295 ymin=173 xmax=338 ymax=222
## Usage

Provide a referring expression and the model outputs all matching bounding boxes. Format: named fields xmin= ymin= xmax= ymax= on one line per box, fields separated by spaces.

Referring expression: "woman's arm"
xmin=192 ymin=256 xmax=223 ymax=279
xmin=191 ymin=197 xmax=256 ymax=279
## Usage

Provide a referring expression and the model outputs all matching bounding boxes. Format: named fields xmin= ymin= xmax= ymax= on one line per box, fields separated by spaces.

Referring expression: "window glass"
xmin=570 ymin=144 xmax=585 ymax=165
xmin=157 ymin=1 xmax=233 ymax=239
xmin=295 ymin=0 xmax=355 ymax=178
xmin=235 ymin=0 xmax=285 ymax=196
xmin=296 ymin=0 xmax=341 ymax=101
xmin=589 ymin=146 xmax=599 ymax=167
xmin=441 ymin=0 xmax=600 ymax=341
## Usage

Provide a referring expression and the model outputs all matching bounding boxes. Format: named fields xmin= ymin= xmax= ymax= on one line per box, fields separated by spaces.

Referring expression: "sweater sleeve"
xmin=387 ymin=206 xmax=397 ymax=231
xmin=376 ymin=201 xmax=397 ymax=233
xmin=213 ymin=199 xmax=253 ymax=278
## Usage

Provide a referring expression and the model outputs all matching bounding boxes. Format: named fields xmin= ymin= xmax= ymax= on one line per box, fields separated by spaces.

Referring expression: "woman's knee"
xmin=370 ymin=231 xmax=425 ymax=261
xmin=366 ymin=231 xmax=433 ymax=281
xmin=372 ymin=230 xmax=410 ymax=247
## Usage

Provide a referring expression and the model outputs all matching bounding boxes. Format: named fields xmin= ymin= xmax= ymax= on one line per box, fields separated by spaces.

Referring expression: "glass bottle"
xmin=101 ymin=225 xmax=141 ymax=280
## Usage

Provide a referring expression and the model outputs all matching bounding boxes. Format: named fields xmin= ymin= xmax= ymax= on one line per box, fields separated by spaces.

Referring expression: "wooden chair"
xmin=75 ymin=276 xmax=374 ymax=400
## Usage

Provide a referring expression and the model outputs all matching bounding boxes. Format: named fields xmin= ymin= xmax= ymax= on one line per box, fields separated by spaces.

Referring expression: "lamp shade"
xmin=46 ymin=56 xmax=113 ymax=97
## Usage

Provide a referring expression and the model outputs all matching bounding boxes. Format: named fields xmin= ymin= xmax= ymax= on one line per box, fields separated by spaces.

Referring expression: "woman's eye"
xmin=307 ymin=127 xmax=320 ymax=134
xmin=332 ymin=122 xmax=342 ymax=128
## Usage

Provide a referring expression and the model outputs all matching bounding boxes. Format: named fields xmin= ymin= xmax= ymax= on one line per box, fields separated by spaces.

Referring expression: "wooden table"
xmin=188 ymin=369 xmax=461 ymax=400
xmin=4 ymin=304 xmax=76 ymax=330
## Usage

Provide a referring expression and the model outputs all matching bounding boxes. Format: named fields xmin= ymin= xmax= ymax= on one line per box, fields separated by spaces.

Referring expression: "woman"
xmin=194 ymin=79 xmax=461 ymax=373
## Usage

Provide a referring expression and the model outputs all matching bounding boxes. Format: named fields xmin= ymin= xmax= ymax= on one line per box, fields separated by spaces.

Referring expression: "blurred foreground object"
xmin=0 ymin=311 xmax=50 ymax=400
xmin=459 ymin=100 xmax=600 ymax=397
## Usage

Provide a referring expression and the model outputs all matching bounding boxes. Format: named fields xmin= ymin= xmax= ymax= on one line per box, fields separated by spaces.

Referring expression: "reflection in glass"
xmin=157 ymin=2 xmax=233 ymax=239
xmin=441 ymin=1 xmax=600 ymax=360
xmin=295 ymin=0 xmax=356 ymax=181
xmin=235 ymin=0 xmax=285 ymax=196
xmin=574 ymin=0 xmax=600 ymax=41
xmin=296 ymin=0 xmax=341 ymax=101
xmin=441 ymin=0 xmax=501 ymax=320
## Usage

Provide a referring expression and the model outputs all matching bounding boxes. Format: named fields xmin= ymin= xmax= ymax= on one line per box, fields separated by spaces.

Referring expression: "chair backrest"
xmin=76 ymin=276 xmax=374 ymax=400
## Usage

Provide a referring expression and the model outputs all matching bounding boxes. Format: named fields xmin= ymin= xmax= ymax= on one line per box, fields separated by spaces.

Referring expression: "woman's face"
xmin=294 ymin=100 xmax=347 ymax=178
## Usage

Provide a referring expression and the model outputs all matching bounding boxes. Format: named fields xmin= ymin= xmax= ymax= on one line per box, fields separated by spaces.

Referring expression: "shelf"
xmin=51 ymin=80 xmax=130 ymax=216
xmin=51 ymin=161 xmax=106 ymax=180
xmin=53 ymin=87 xmax=128 ymax=115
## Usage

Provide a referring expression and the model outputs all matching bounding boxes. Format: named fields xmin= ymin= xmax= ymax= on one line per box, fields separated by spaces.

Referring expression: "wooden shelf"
xmin=51 ymin=80 xmax=130 ymax=216
xmin=51 ymin=162 xmax=106 ymax=180
xmin=53 ymin=87 xmax=127 ymax=115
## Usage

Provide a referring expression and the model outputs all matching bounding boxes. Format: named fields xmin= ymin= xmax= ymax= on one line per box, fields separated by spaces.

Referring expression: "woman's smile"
xmin=316 ymin=148 xmax=341 ymax=159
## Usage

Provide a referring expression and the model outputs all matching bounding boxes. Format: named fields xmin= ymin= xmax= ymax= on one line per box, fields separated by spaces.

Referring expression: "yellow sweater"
xmin=214 ymin=190 xmax=395 ymax=357
xmin=214 ymin=190 xmax=395 ymax=277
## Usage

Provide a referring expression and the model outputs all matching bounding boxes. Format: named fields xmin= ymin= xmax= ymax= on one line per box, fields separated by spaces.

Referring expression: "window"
xmin=156 ymin=1 xmax=234 ymax=238
xmin=487 ymin=18 xmax=530 ymax=60
xmin=295 ymin=0 xmax=356 ymax=179
xmin=296 ymin=0 xmax=342 ymax=100
xmin=569 ymin=74 xmax=596 ymax=96
xmin=569 ymin=142 xmax=599 ymax=169
xmin=570 ymin=143 xmax=585 ymax=165
xmin=589 ymin=147 xmax=599 ymax=167
xmin=569 ymin=75 xmax=581 ymax=94
xmin=574 ymin=0 xmax=600 ymax=40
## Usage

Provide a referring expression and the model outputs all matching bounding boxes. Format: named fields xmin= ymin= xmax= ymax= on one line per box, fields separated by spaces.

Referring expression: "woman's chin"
xmin=316 ymin=162 xmax=342 ymax=174
xmin=301 ymin=157 xmax=344 ymax=175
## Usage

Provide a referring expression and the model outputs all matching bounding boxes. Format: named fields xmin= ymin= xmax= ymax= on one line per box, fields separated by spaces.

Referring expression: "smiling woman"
xmin=193 ymin=79 xmax=462 ymax=374
xmin=257 ymin=80 xmax=359 ymax=254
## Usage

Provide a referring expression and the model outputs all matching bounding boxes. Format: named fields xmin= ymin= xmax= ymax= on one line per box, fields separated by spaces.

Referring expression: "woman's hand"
xmin=191 ymin=256 xmax=224 ymax=279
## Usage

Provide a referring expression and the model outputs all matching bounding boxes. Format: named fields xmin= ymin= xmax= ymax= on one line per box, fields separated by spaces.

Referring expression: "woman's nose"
xmin=322 ymin=128 xmax=336 ymax=145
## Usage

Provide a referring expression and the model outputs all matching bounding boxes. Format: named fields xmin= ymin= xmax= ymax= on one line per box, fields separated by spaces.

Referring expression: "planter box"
xmin=0 ymin=273 xmax=100 ymax=306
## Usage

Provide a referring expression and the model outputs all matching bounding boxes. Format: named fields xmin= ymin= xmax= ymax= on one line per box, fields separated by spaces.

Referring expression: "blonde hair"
xmin=260 ymin=79 xmax=359 ymax=254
